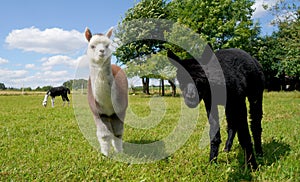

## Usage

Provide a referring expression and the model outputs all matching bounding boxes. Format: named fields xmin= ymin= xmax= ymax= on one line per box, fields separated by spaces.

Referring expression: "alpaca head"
xmin=85 ymin=27 xmax=113 ymax=65
xmin=167 ymin=51 xmax=202 ymax=108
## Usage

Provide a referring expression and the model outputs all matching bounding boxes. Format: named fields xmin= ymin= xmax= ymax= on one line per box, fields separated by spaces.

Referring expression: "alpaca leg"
xmin=97 ymin=132 xmax=112 ymax=156
xmin=210 ymin=129 xmax=221 ymax=162
xmin=42 ymin=94 xmax=48 ymax=107
xmin=112 ymin=136 xmax=123 ymax=153
xmin=224 ymin=126 xmax=237 ymax=152
xmin=62 ymin=97 xmax=66 ymax=106
xmin=206 ymin=104 xmax=221 ymax=162
xmin=236 ymin=101 xmax=257 ymax=169
xmin=224 ymin=106 xmax=237 ymax=152
xmin=95 ymin=115 xmax=114 ymax=156
xmin=66 ymin=96 xmax=70 ymax=107
xmin=51 ymin=97 xmax=55 ymax=107
xmin=111 ymin=114 xmax=124 ymax=153
xmin=249 ymin=95 xmax=263 ymax=156
xmin=237 ymin=126 xmax=257 ymax=169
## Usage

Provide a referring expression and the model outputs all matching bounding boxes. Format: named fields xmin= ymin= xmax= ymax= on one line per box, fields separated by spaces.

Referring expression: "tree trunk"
xmin=161 ymin=79 xmax=165 ymax=96
xmin=168 ymin=79 xmax=176 ymax=97
xmin=142 ymin=77 xmax=150 ymax=95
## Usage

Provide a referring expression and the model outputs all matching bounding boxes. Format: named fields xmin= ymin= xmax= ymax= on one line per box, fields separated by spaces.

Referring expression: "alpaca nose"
xmin=186 ymin=92 xmax=195 ymax=99
xmin=99 ymin=49 xmax=104 ymax=53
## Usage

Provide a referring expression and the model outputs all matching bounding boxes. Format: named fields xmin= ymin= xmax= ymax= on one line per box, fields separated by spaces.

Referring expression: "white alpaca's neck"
xmin=89 ymin=57 xmax=115 ymax=115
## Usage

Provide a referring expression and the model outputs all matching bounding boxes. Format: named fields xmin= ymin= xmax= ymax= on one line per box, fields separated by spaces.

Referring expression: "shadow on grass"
xmin=227 ymin=139 xmax=291 ymax=181
xmin=260 ymin=139 xmax=291 ymax=166
xmin=118 ymin=140 xmax=168 ymax=163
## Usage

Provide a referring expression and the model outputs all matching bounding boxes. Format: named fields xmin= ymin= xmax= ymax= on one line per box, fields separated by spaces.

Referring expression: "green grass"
xmin=0 ymin=92 xmax=299 ymax=181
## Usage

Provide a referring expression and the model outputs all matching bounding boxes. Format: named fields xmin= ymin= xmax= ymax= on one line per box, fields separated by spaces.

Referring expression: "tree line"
xmin=0 ymin=79 xmax=87 ymax=92
xmin=114 ymin=0 xmax=300 ymax=93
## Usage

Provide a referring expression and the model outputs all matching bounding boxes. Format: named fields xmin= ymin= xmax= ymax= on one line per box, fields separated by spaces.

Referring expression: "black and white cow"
xmin=42 ymin=86 xmax=70 ymax=107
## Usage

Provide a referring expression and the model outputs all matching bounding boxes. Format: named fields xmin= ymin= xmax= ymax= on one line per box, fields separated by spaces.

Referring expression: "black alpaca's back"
xmin=215 ymin=48 xmax=264 ymax=99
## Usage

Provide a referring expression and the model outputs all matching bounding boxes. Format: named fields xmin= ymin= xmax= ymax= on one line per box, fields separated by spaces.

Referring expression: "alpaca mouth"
xmin=184 ymin=98 xmax=199 ymax=108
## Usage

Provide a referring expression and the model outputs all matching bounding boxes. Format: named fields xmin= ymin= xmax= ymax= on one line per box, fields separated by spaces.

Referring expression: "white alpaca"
xmin=85 ymin=27 xmax=128 ymax=156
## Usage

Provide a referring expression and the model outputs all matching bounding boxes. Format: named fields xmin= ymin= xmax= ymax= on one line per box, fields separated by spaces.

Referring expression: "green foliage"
xmin=0 ymin=83 xmax=6 ymax=90
xmin=276 ymin=9 xmax=300 ymax=78
xmin=116 ymin=0 xmax=300 ymax=86
xmin=164 ymin=22 xmax=207 ymax=59
xmin=115 ymin=0 xmax=261 ymax=83
xmin=40 ymin=85 xmax=52 ymax=91
xmin=63 ymin=79 xmax=88 ymax=90
xmin=256 ymin=35 xmax=283 ymax=78
xmin=125 ymin=52 xmax=176 ymax=80
xmin=259 ymin=2 xmax=300 ymax=79
xmin=168 ymin=0 xmax=260 ymax=52
xmin=114 ymin=0 xmax=170 ymax=63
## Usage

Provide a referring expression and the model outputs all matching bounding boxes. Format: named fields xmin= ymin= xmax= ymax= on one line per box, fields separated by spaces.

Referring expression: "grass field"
xmin=0 ymin=91 xmax=299 ymax=181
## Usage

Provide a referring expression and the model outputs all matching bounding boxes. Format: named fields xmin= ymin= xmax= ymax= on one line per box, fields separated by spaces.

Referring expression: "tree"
xmin=168 ymin=0 xmax=260 ymax=53
xmin=63 ymin=79 xmax=88 ymax=90
xmin=115 ymin=0 xmax=169 ymax=63
xmin=41 ymin=86 xmax=52 ymax=91
xmin=124 ymin=55 xmax=155 ymax=94
xmin=255 ymin=35 xmax=284 ymax=91
xmin=261 ymin=0 xmax=300 ymax=90
xmin=147 ymin=52 xmax=177 ymax=96
xmin=115 ymin=0 xmax=170 ymax=94
xmin=0 ymin=83 xmax=6 ymax=90
xmin=276 ymin=10 xmax=300 ymax=79
xmin=125 ymin=52 xmax=177 ymax=96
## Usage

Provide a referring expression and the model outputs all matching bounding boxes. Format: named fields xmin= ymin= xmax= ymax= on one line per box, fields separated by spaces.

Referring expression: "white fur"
xmin=42 ymin=94 xmax=49 ymax=107
xmin=89 ymin=65 xmax=115 ymax=116
xmin=51 ymin=97 xmax=55 ymax=107
xmin=86 ymin=27 xmax=123 ymax=156
xmin=87 ymin=29 xmax=116 ymax=116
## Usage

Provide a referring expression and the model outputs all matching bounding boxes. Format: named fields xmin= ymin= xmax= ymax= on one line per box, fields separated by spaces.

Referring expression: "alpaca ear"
xmin=85 ymin=27 xmax=92 ymax=42
xmin=167 ymin=50 xmax=181 ymax=62
xmin=106 ymin=27 xmax=113 ymax=38
xmin=167 ymin=50 xmax=182 ymax=68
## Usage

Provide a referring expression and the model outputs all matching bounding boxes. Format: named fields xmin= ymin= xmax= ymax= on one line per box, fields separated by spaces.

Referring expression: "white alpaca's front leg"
xmin=97 ymin=131 xmax=112 ymax=156
xmin=95 ymin=118 xmax=114 ymax=156
xmin=112 ymin=136 xmax=123 ymax=153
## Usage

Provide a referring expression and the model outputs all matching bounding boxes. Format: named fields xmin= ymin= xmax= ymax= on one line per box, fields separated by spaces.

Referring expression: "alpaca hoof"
xmin=250 ymin=162 xmax=258 ymax=171
xmin=209 ymin=157 xmax=218 ymax=164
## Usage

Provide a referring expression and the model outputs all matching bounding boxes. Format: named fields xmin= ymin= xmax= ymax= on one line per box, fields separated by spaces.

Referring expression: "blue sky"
xmin=0 ymin=0 xmax=291 ymax=88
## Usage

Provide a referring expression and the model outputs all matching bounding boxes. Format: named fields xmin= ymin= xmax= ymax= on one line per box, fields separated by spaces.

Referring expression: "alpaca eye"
xmin=90 ymin=45 xmax=95 ymax=49
xmin=105 ymin=45 xmax=109 ymax=49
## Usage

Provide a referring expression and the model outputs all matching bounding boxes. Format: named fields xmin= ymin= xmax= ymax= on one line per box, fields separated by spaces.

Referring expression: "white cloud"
xmin=42 ymin=55 xmax=73 ymax=68
xmin=0 ymin=68 xmax=29 ymax=88
xmin=274 ymin=10 xmax=298 ymax=23
xmin=252 ymin=0 xmax=277 ymax=18
xmin=0 ymin=57 xmax=9 ymax=64
xmin=40 ymin=55 xmax=88 ymax=71
xmin=0 ymin=68 xmax=73 ymax=88
xmin=0 ymin=69 xmax=27 ymax=78
xmin=5 ymin=27 xmax=87 ymax=54
xmin=25 ymin=64 xmax=35 ymax=69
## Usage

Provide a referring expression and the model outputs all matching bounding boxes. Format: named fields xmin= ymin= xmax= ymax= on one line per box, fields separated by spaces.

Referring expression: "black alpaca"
xmin=168 ymin=45 xmax=265 ymax=169
xmin=42 ymin=86 xmax=71 ymax=107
